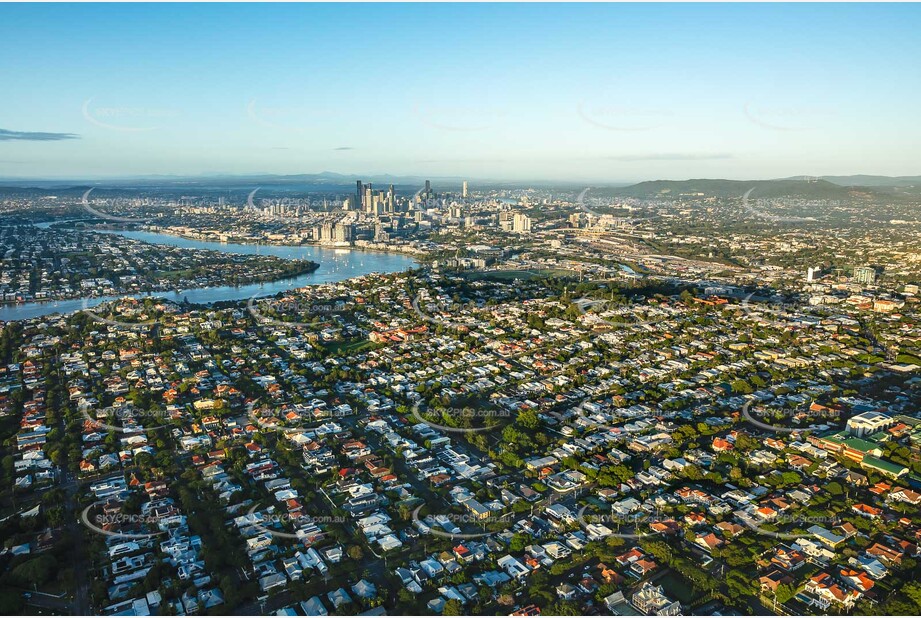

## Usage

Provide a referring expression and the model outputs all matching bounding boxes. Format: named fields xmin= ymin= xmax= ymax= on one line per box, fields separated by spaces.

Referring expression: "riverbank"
xmin=44 ymin=219 xmax=427 ymax=260
xmin=0 ymin=260 xmax=320 ymax=307
xmin=0 ymin=226 xmax=417 ymax=322
xmin=137 ymin=225 xmax=428 ymax=259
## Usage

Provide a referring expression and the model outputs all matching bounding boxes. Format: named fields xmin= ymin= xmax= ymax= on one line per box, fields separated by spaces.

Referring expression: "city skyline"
xmin=2 ymin=3 xmax=921 ymax=181
xmin=2 ymin=3 xmax=921 ymax=618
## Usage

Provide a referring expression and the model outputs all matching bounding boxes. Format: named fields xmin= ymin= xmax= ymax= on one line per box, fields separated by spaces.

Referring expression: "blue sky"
xmin=1 ymin=3 xmax=919 ymax=182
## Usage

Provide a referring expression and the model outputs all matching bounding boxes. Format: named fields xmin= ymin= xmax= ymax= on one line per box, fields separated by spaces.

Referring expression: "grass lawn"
xmin=465 ymin=268 xmax=578 ymax=281
xmin=655 ymin=569 xmax=698 ymax=605
xmin=323 ymin=339 xmax=380 ymax=355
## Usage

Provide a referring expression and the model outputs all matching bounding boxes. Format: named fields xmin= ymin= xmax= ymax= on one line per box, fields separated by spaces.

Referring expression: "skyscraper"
xmin=364 ymin=184 xmax=373 ymax=212
xmin=462 ymin=181 xmax=468 ymax=199
xmin=853 ymin=266 xmax=877 ymax=285
xmin=512 ymin=212 xmax=532 ymax=234
xmin=334 ymin=222 xmax=354 ymax=243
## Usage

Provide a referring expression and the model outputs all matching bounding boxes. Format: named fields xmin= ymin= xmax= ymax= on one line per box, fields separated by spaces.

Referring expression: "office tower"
xmin=334 ymin=222 xmax=354 ymax=243
xmin=853 ymin=266 xmax=877 ymax=285
xmin=356 ymin=180 xmax=363 ymax=207
xmin=512 ymin=212 xmax=532 ymax=234
xmin=462 ymin=181 xmax=468 ymax=198
xmin=386 ymin=185 xmax=396 ymax=213
xmin=316 ymin=222 xmax=335 ymax=242
xmin=425 ymin=180 xmax=431 ymax=196
xmin=364 ymin=185 xmax=373 ymax=213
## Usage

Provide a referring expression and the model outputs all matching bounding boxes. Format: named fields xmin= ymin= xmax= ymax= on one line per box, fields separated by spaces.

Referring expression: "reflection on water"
xmin=0 ymin=228 xmax=416 ymax=321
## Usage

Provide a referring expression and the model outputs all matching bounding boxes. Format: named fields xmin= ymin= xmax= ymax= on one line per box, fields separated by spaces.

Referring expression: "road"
xmin=61 ymin=462 xmax=91 ymax=615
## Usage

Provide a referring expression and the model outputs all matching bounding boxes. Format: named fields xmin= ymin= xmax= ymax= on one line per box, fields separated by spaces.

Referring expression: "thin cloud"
xmin=603 ymin=153 xmax=733 ymax=162
xmin=416 ymin=158 xmax=506 ymax=164
xmin=0 ymin=128 xmax=80 ymax=142
xmin=333 ymin=146 xmax=355 ymax=151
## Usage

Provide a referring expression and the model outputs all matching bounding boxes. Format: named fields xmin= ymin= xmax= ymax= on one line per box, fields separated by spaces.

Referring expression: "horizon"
xmin=2 ymin=3 xmax=921 ymax=181
xmin=1 ymin=171 xmax=919 ymax=187
xmin=2 ymin=4 xmax=921 ymax=618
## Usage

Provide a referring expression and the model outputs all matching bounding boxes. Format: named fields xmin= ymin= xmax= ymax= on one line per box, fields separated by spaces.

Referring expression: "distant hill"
xmin=605 ymin=178 xmax=862 ymax=199
xmin=814 ymin=175 xmax=921 ymax=187
xmin=1 ymin=173 xmax=917 ymax=198
xmin=0 ymin=185 xmax=92 ymax=197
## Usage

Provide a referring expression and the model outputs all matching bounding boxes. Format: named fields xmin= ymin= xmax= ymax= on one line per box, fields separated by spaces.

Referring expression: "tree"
xmin=684 ymin=465 xmax=704 ymax=481
xmin=0 ymin=588 xmax=24 ymax=614
xmin=397 ymin=588 xmax=415 ymax=607
xmin=517 ymin=409 xmax=541 ymax=430
xmin=443 ymin=599 xmax=463 ymax=615
xmin=510 ymin=533 xmax=531 ymax=553
xmin=726 ymin=571 xmax=756 ymax=600
xmin=775 ymin=582 xmax=797 ymax=604
xmin=545 ymin=601 xmax=581 ymax=615
xmin=731 ymin=379 xmax=754 ymax=395
xmin=347 ymin=545 xmax=364 ymax=561
xmin=9 ymin=555 xmax=57 ymax=587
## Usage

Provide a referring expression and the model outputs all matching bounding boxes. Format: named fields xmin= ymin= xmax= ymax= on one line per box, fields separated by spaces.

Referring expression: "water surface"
xmin=0 ymin=228 xmax=416 ymax=321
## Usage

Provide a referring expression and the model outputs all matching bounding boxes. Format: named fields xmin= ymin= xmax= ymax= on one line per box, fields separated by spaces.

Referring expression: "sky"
xmin=1 ymin=2 xmax=920 ymax=183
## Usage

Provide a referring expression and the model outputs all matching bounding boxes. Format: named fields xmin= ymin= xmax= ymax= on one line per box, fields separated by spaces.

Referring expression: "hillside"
xmin=605 ymin=178 xmax=873 ymax=200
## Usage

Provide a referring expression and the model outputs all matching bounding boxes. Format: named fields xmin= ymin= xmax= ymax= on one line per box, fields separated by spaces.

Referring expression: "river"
xmin=0 ymin=227 xmax=418 ymax=321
